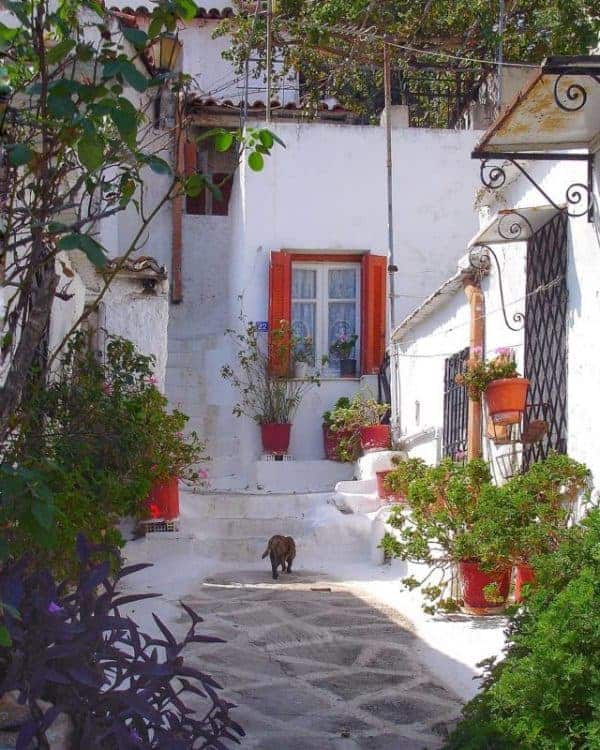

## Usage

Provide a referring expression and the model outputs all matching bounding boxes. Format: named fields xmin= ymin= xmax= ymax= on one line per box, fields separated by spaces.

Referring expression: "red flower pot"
xmin=261 ymin=423 xmax=291 ymax=454
xmin=485 ymin=378 xmax=529 ymax=426
xmin=376 ymin=470 xmax=406 ymax=502
xmin=459 ymin=560 xmax=512 ymax=615
xmin=147 ymin=476 xmax=179 ymax=521
xmin=514 ymin=563 xmax=535 ymax=603
xmin=360 ymin=424 xmax=391 ymax=452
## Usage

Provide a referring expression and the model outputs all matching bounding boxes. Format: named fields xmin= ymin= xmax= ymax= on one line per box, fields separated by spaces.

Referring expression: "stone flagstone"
xmin=181 ymin=569 xmax=463 ymax=749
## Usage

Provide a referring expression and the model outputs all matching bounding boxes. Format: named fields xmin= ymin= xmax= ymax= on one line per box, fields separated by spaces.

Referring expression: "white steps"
xmin=178 ymin=488 xmax=372 ymax=564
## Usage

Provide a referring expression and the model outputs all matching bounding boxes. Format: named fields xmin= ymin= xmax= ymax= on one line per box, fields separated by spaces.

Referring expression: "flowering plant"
xmin=330 ymin=333 xmax=358 ymax=359
xmin=455 ymin=346 xmax=519 ymax=401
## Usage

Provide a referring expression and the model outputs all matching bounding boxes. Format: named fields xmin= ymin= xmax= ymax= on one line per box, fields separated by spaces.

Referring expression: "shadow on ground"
xmin=181 ymin=569 xmax=464 ymax=750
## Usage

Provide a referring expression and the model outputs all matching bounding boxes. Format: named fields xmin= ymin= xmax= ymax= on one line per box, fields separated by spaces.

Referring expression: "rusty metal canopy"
xmin=473 ymin=56 xmax=600 ymax=157
xmin=468 ymin=205 xmax=563 ymax=247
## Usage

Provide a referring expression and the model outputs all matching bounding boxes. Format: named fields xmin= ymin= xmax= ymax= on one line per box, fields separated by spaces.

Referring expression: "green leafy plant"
xmin=329 ymin=333 xmax=358 ymax=360
xmin=0 ymin=0 xmax=284 ymax=442
xmin=1 ymin=334 xmax=207 ymax=578
xmin=382 ymin=458 xmax=503 ymax=613
xmin=383 ymin=456 xmax=428 ymax=497
xmin=455 ymin=347 xmax=519 ymax=401
xmin=322 ymin=396 xmax=351 ymax=428
xmin=327 ymin=391 xmax=389 ymax=462
xmin=444 ymin=508 xmax=600 ymax=750
xmin=221 ymin=316 xmax=320 ymax=425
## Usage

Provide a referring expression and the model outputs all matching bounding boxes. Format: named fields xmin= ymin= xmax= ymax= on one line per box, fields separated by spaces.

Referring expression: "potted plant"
xmin=456 ymin=347 xmax=529 ymax=425
xmin=499 ymin=452 xmax=591 ymax=601
xmin=382 ymin=458 xmax=513 ymax=614
xmin=377 ymin=456 xmax=427 ymax=502
xmin=328 ymin=391 xmax=390 ymax=453
xmin=221 ymin=317 xmax=320 ymax=454
xmin=322 ymin=397 xmax=358 ymax=461
xmin=293 ymin=335 xmax=314 ymax=379
xmin=329 ymin=333 xmax=359 ymax=377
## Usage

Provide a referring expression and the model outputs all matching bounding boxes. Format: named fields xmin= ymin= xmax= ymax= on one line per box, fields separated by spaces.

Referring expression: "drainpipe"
xmin=171 ymin=95 xmax=184 ymax=303
xmin=383 ymin=44 xmax=396 ymax=337
xmin=463 ymin=276 xmax=485 ymax=459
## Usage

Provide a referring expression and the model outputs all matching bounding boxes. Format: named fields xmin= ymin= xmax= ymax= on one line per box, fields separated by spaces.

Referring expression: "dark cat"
xmin=261 ymin=535 xmax=296 ymax=580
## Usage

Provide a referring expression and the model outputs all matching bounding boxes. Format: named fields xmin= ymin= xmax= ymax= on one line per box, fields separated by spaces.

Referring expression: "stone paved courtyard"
xmin=180 ymin=569 xmax=463 ymax=750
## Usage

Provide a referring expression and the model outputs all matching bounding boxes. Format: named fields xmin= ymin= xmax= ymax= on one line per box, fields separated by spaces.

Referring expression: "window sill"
xmin=290 ymin=376 xmax=362 ymax=382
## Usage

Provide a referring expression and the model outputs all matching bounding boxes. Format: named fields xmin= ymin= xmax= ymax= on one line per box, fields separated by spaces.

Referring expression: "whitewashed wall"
xmin=391 ymin=154 xmax=600 ymax=488
xmin=156 ymin=120 xmax=481 ymax=489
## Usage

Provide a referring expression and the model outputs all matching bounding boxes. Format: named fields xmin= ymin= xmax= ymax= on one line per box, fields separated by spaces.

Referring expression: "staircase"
xmin=180 ymin=489 xmax=373 ymax=563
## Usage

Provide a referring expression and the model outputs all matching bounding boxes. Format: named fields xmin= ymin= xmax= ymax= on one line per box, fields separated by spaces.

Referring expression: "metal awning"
xmin=468 ymin=205 xmax=563 ymax=247
xmin=473 ymin=56 xmax=600 ymax=157
xmin=472 ymin=56 xmax=599 ymax=221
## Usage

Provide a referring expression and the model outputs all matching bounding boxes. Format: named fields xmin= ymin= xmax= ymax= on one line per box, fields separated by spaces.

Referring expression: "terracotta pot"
xmin=514 ymin=563 xmax=535 ymax=603
xmin=261 ymin=422 xmax=292 ymax=454
xmin=147 ymin=476 xmax=179 ymax=521
xmin=375 ymin=470 xmax=406 ymax=502
xmin=360 ymin=424 xmax=391 ymax=452
xmin=339 ymin=358 xmax=357 ymax=377
xmin=485 ymin=378 xmax=529 ymax=425
xmin=459 ymin=560 xmax=512 ymax=615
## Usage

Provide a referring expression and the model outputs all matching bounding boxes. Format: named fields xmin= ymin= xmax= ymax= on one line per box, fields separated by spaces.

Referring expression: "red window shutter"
xmin=211 ymin=173 xmax=233 ymax=216
xmin=268 ymin=251 xmax=292 ymax=375
xmin=361 ymin=253 xmax=387 ymax=374
xmin=183 ymin=140 xmax=206 ymax=215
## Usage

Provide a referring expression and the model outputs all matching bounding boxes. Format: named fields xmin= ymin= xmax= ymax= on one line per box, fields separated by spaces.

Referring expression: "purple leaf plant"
xmin=0 ymin=535 xmax=244 ymax=749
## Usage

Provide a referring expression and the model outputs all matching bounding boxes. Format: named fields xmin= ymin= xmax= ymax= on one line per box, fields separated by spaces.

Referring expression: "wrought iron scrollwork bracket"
xmin=469 ymin=243 xmax=525 ymax=332
xmin=479 ymin=156 xmax=594 ymax=221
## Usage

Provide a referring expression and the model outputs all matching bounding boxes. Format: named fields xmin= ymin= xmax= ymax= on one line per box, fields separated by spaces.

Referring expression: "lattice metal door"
xmin=443 ymin=347 xmax=469 ymax=460
xmin=523 ymin=212 xmax=568 ymax=468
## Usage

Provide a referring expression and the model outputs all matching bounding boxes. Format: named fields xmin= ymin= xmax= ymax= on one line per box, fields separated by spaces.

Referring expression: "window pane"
xmin=292 ymin=268 xmax=316 ymax=299
xmin=328 ymin=302 xmax=357 ymax=360
xmin=292 ymin=302 xmax=316 ymax=353
xmin=328 ymin=268 xmax=356 ymax=299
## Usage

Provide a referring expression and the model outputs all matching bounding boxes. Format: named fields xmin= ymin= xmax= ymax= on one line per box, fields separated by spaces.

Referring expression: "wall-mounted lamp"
xmin=152 ymin=33 xmax=182 ymax=129
xmin=154 ymin=32 xmax=182 ymax=75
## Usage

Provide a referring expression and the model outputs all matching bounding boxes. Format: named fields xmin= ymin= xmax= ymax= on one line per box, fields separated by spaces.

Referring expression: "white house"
xmin=96 ymin=1 xmax=495 ymax=491
xmin=390 ymin=56 xmax=600 ymax=487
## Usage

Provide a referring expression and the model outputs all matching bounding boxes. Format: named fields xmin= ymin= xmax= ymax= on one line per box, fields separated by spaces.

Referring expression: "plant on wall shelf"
xmin=455 ymin=347 xmax=519 ymax=401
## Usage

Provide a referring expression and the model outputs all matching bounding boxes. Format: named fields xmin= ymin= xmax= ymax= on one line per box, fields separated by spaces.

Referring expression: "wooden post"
xmin=463 ymin=276 xmax=485 ymax=459
xmin=171 ymin=98 xmax=184 ymax=303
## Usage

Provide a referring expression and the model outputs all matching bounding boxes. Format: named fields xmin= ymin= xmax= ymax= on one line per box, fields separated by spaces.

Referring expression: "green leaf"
xmin=46 ymin=38 xmax=76 ymax=65
xmin=8 ymin=144 xmax=34 ymax=166
xmin=58 ymin=233 xmax=107 ymax=268
xmin=175 ymin=0 xmax=197 ymax=21
xmin=146 ymin=156 xmax=171 ymax=175
xmin=122 ymin=26 xmax=149 ymax=50
xmin=0 ymin=626 xmax=11 ymax=648
xmin=110 ymin=98 xmax=138 ymax=144
xmin=185 ymin=173 xmax=206 ymax=197
xmin=258 ymin=129 xmax=274 ymax=149
xmin=48 ymin=92 xmax=77 ymax=119
xmin=214 ymin=131 xmax=234 ymax=153
xmin=78 ymin=134 xmax=104 ymax=171
xmin=32 ymin=500 xmax=53 ymax=530
xmin=248 ymin=151 xmax=264 ymax=172
xmin=120 ymin=60 xmax=148 ymax=92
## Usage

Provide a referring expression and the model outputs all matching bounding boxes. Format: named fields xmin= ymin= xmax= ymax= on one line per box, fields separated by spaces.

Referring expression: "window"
xmin=268 ymin=251 xmax=387 ymax=377
xmin=291 ymin=262 xmax=360 ymax=372
xmin=184 ymin=129 xmax=235 ymax=216
xmin=442 ymin=347 xmax=469 ymax=460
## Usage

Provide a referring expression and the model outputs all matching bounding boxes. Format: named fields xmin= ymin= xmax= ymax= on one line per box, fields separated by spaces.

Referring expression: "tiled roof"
xmin=188 ymin=95 xmax=349 ymax=113
xmin=108 ymin=5 xmax=235 ymax=18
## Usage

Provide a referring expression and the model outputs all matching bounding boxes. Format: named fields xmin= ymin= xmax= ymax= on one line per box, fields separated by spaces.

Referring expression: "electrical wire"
xmin=393 ymin=275 xmax=563 ymax=356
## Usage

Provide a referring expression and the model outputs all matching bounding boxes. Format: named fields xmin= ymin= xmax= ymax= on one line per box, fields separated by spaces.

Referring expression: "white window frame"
xmin=291 ymin=261 xmax=361 ymax=377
